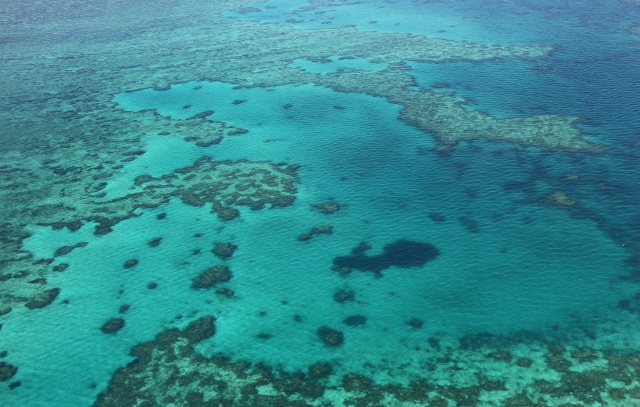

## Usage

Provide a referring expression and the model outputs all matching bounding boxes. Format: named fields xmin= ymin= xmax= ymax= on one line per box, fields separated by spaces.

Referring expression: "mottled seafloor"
xmin=1 ymin=0 xmax=640 ymax=406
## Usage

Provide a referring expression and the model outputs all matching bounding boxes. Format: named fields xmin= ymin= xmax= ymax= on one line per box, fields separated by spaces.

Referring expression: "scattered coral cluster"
xmin=0 ymin=112 xmax=298 ymax=311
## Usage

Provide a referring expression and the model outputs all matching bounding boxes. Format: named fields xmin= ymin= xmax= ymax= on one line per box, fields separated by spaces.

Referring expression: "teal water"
xmin=2 ymin=0 xmax=640 ymax=406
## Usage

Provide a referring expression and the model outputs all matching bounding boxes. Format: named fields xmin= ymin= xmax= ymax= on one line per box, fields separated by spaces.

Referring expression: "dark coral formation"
xmin=343 ymin=315 xmax=367 ymax=326
xmin=52 ymin=263 xmax=69 ymax=272
xmin=147 ymin=237 xmax=162 ymax=247
xmin=25 ymin=287 xmax=60 ymax=309
xmin=408 ymin=318 xmax=424 ymax=328
xmin=101 ymin=318 xmax=125 ymax=334
xmin=312 ymin=202 xmax=340 ymax=215
xmin=211 ymin=243 xmax=237 ymax=260
xmin=53 ymin=242 xmax=88 ymax=257
xmin=317 ymin=326 xmax=344 ymax=347
xmin=91 ymin=309 xmax=640 ymax=406
xmin=123 ymin=259 xmax=139 ymax=269
xmin=297 ymin=225 xmax=333 ymax=241
xmin=333 ymin=239 xmax=440 ymax=277
xmin=0 ymin=362 xmax=18 ymax=382
xmin=308 ymin=362 xmax=333 ymax=379
xmin=191 ymin=265 xmax=232 ymax=289
xmin=333 ymin=289 xmax=355 ymax=303
xmin=95 ymin=316 xmax=216 ymax=406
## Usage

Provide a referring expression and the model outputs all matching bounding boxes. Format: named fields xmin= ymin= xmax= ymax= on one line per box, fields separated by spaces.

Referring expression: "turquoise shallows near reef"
xmin=2 ymin=0 xmax=640 ymax=406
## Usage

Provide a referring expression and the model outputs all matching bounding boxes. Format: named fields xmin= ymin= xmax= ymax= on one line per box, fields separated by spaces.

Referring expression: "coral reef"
xmin=24 ymin=288 xmax=60 ymax=310
xmin=0 ymin=152 xmax=297 ymax=309
xmin=343 ymin=315 xmax=367 ymax=326
xmin=100 ymin=318 xmax=126 ymax=334
xmin=91 ymin=312 xmax=640 ymax=406
xmin=0 ymin=362 xmax=18 ymax=382
xmin=297 ymin=225 xmax=333 ymax=241
xmin=312 ymin=202 xmax=341 ymax=215
xmin=0 ymin=0 xmax=624 ymax=404
xmin=123 ymin=259 xmax=139 ymax=269
xmin=333 ymin=289 xmax=355 ymax=303
xmin=316 ymin=326 xmax=345 ymax=347
xmin=212 ymin=243 xmax=238 ymax=260
xmin=147 ymin=237 xmax=162 ymax=247
xmin=547 ymin=191 xmax=577 ymax=207
xmin=54 ymin=242 xmax=88 ymax=257
xmin=191 ymin=266 xmax=232 ymax=289
xmin=0 ymin=0 xmax=601 ymax=311
xmin=308 ymin=362 xmax=333 ymax=379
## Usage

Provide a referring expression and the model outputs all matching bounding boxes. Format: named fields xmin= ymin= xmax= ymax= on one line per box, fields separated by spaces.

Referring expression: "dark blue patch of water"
xmin=333 ymin=239 xmax=440 ymax=277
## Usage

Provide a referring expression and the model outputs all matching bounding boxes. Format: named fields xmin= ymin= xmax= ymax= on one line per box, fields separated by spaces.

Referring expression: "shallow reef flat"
xmin=94 ymin=314 xmax=640 ymax=407
xmin=314 ymin=68 xmax=603 ymax=152
xmin=0 ymin=109 xmax=296 ymax=310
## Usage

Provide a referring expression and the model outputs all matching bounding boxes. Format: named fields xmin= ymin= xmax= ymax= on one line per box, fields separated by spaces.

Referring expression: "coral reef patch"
xmin=100 ymin=318 xmax=126 ymax=334
xmin=297 ymin=225 xmax=333 ymax=241
xmin=191 ymin=266 xmax=233 ymax=289
xmin=316 ymin=326 xmax=345 ymax=347
xmin=212 ymin=243 xmax=238 ymax=260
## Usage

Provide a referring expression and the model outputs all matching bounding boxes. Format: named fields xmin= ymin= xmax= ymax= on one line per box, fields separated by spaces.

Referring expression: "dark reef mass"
xmin=333 ymin=239 xmax=439 ymax=276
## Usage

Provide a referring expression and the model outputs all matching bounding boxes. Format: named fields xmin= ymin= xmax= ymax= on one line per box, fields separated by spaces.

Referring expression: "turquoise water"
xmin=2 ymin=0 xmax=640 ymax=406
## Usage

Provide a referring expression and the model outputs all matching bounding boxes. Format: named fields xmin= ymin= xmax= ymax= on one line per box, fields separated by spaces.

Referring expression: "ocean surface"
xmin=1 ymin=0 xmax=640 ymax=406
